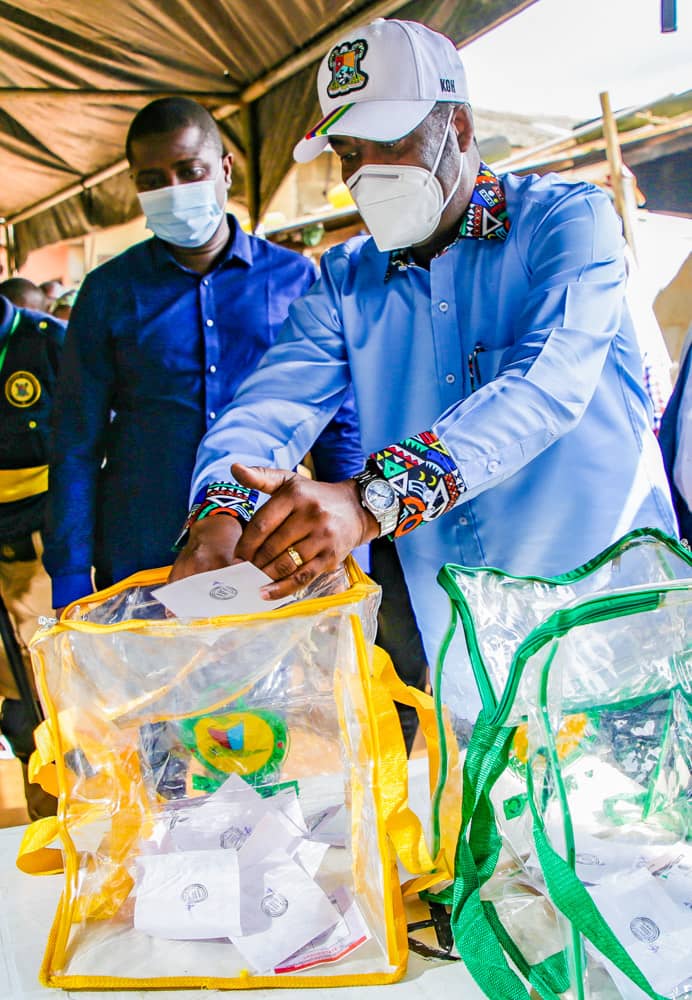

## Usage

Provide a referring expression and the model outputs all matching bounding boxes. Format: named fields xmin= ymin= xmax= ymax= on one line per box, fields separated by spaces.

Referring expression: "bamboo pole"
xmin=599 ymin=90 xmax=638 ymax=261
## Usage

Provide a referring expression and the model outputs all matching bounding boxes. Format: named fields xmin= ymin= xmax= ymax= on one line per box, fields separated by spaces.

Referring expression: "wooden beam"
xmin=600 ymin=90 xmax=638 ymax=258
xmin=0 ymin=89 xmax=241 ymax=102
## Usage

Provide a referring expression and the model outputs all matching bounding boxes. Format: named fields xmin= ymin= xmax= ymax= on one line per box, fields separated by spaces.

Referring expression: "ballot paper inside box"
xmin=20 ymin=558 xmax=442 ymax=990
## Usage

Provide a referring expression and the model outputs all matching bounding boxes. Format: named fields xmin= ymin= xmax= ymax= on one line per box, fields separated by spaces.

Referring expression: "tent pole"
xmin=242 ymin=103 xmax=262 ymax=233
xmin=599 ymin=91 xmax=638 ymax=262
xmin=3 ymin=223 xmax=17 ymax=275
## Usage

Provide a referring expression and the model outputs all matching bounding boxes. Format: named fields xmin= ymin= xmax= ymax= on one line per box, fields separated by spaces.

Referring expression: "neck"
xmin=410 ymin=213 xmax=464 ymax=268
xmin=168 ymin=214 xmax=231 ymax=274
xmin=410 ymin=146 xmax=481 ymax=268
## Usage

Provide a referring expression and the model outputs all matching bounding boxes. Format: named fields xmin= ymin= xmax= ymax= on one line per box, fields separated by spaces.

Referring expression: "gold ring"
xmin=287 ymin=545 xmax=304 ymax=568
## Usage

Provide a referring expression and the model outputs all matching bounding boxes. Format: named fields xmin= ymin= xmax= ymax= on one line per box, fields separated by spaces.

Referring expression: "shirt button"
xmin=439 ymin=301 xmax=449 ymax=312
xmin=209 ymin=364 xmax=217 ymax=374
xmin=28 ymin=420 xmax=37 ymax=429
xmin=487 ymin=460 xmax=500 ymax=473
xmin=445 ymin=373 xmax=456 ymax=384
xmin=209 ymin=411 xmax=216 ymax=420
xmin=205 ymin=318 xmax=214 ymax=327
xmin=202 ymin=278 xmax=209 ymax=286
xmin=459 ymin=515 xmax=468 ymax=526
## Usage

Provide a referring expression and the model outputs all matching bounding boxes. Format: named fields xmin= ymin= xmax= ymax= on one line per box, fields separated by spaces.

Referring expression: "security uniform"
xmin=0 ymin=294 xmax=64 ymax=819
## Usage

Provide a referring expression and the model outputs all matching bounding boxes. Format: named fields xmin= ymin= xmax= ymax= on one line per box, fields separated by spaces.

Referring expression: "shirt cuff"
xmin=369 ymin=431 xmax=465 ymax=538
xmin=174 ymin=481 xmax=259 ymax=550
xmin=51 ymin=572 xmax=94 ymax=610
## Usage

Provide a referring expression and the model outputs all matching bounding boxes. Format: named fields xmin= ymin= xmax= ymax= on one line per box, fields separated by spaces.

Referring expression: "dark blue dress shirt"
xmin=44 ymin=216 xmax=363 ymax=606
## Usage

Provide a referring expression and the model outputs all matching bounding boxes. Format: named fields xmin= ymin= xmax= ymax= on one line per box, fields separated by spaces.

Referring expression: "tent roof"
xmin=0 ymin=0 xmax=532 ymax=265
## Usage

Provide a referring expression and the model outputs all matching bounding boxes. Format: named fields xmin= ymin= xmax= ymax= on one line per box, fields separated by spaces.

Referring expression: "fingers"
xmin=238 ymin=508 xmax=316 ymax=569
xmin=231 ymin=463 xmax=293 ymax=496
xmin=232 ymin=476 xmax=370 ymax=602
xmin=235 ymin=473 xmax=304 ymax=563
xmin=259 ymin=551 xmax=330 ymax=601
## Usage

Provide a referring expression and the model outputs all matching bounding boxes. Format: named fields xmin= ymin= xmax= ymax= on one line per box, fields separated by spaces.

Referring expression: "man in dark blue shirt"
xmin=44 ymin=98 xmax=362 ymax=609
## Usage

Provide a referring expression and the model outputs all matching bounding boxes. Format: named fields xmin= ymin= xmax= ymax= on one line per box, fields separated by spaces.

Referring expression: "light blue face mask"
xmin=137 ymin=164 xmax=225 ymax=248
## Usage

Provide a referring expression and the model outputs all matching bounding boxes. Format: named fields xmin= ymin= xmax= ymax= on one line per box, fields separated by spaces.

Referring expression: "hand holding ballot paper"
xmin=152 ymin=561 xmax=295 ymax=617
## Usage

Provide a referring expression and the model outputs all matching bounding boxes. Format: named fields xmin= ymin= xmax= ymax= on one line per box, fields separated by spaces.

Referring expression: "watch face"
xmin=365 ymin=479 xmax=397 ymax=512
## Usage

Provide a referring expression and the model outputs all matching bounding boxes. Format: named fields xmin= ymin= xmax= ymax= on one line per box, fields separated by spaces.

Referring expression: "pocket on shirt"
xmin=468 ymin=346 xmax=507 ymax=391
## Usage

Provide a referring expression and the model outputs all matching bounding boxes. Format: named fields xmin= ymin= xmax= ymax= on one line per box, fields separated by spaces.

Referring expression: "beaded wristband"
xmin=173 ymin=481 xmax=259 ymax=550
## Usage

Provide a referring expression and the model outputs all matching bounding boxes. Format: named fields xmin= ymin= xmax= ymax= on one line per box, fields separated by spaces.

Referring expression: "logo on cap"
xmin=327 ymin=40 xmax=368 ymax=97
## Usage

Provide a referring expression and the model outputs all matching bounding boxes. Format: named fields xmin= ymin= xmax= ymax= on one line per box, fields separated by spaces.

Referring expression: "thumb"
xmin=231 ymin=463 xmax=293 ymax=495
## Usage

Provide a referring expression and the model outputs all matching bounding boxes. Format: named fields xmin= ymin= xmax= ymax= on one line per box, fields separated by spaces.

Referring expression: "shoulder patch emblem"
xmin=327 ymin=39 xmax=369 ymax=98
xmin=5 ymin=370 xmax=41 ymax=408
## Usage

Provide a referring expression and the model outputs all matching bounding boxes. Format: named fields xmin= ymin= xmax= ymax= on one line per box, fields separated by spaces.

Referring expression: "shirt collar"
xmin=384 ymin=162 xmax=511 ymax=281
xmin=152 ymin=213 xmax=254 ymax=272
xmin=0 ymin=296 xmax=17 ymax=338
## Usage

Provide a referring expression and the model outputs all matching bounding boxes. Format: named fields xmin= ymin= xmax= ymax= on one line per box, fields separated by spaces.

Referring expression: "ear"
xmin=222 ymin=151 xmax=234 ymax=187
xmin=452 ymin=105 xmax=475 ymax=154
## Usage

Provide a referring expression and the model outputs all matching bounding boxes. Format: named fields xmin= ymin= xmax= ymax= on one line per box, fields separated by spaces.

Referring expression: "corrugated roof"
xmin=0 ymin=0 xmax=535 ymax=264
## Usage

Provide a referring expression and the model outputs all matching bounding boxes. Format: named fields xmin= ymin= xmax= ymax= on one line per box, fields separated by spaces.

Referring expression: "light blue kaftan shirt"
xmin=192 ymin=172 xmax=676 ymax=702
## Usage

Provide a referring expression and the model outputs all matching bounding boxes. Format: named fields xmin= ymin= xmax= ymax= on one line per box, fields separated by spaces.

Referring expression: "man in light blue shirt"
xmin=171 ymin=19 xmax=676 ymax=704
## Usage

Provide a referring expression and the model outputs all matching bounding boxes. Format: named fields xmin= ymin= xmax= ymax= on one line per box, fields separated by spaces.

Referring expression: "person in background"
xmin=659 ymin=325 xmax=692 ymax=542
xmin=51 ymin=288 xmax=78 ymax=323
xmin=0 ymin=294 xmax=65 ymax=819
xmin=0 ymin=277 xmax=48 ymax=313
xmin=170 ymin=19 xmax=676 ymax=724
xmin=39 ymin=280 xmax=66 ymax=313
xmin=44 ymin=98 xmax=362 ymax=617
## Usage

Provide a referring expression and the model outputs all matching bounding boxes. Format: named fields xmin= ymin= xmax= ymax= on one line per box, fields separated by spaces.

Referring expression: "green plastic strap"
xmin=0 ymin=309 xmax=21 ymax=377
xmin=485 ymin=901 xmax=569 ymax=1000
xmin=533 ymin=825 xmax=668 ymax=1000
xmin=447 ymin=716 xmax=540 ymax=999
xmin=447 ymin=715 xmax=571 ymax=1000
xmin=452 ymin=880 xmax=531 ymax=1000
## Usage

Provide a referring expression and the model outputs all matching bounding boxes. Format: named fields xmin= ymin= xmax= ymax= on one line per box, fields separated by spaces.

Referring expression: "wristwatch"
xmin=354 ymin=469 xmax=400 ymax=537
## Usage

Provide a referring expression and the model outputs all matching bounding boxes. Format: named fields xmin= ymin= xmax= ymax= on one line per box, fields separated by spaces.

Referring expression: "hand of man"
xmin=233 ymin=464 xmax=379 ymax=599
xmin=168 ymin=511 xmax=244 ymax=583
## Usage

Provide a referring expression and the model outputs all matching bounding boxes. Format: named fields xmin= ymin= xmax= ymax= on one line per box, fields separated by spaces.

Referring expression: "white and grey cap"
xmin=293 ymin=18 xmax=469 ymax=163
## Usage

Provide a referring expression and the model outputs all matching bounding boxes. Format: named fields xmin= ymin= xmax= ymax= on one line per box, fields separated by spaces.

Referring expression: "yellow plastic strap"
xmin=372 ymin=646 xmax=460 ymax=889
xmin=16 ymin=816 xmax=63 ymax=875
xmin=27 ymin=718 xmax=60 ymax=796
xmin=368 ymin=646 xmax=435 ymax=876
xmin=372 ymin=647 xmax=441 ymax=787
xmin=0 ymin=464 xmax=48 ymax=503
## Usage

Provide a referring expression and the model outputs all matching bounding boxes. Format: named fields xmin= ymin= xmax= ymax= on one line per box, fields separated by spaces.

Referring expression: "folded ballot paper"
xmin=132 ymin=773 xmax=369 ymax=973
xmin=151 ymin=562 xmax=294 ymax=618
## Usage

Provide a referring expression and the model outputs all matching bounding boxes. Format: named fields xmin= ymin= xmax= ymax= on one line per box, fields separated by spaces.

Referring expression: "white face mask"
xmin=346 ymin=109 xmax=464 ymax=253
xmin=137 ymin=162 xmax=226 ymax=249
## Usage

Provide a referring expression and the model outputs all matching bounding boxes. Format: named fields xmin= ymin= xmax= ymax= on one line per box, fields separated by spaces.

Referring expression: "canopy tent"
xmin=0 ymin=0 xmax=533 ymax=267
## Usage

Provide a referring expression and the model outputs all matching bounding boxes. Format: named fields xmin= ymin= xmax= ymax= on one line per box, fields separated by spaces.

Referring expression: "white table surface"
xmin=0 ymin=823 xmax=488 ymax=1000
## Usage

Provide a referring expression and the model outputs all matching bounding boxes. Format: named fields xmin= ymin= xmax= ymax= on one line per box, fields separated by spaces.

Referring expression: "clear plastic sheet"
xmin=525 ymin=590 xmax=692 ymax=999
xmin=439 ymin=530 xmax=692 ymax=731
xmin=435 ymin=531 xmax=692 ymax=1000
xmin=67 ymin=565 xmax=351 ymax=626
xmin=26 ymin=560 xmax=417 ymax=989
